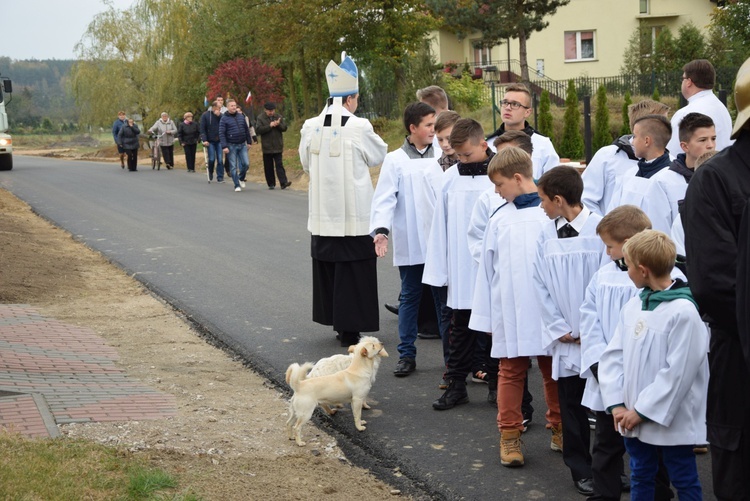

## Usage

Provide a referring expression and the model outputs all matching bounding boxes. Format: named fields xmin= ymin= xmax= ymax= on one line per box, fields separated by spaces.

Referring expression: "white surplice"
xmin=533 ymin=208 xmax=605 ymax=379
xmin=370 ymin=149 xmax=437 ymax=266
xmin=599 ymin=297 xmax=708 ymax=446
xmin=470 ymin=202 xmax=549 ymax=358
xmin=581 ymin=143 xmax=638 ymax=216
xmin=422 ymin=168 xmax=494 ymax=309
xmin=467 ymin=187 xmax=506 ymax=263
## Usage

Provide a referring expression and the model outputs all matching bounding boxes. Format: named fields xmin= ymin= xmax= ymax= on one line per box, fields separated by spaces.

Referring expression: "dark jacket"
xmin=178 ymin=120 xmax=200 ymax=145
xmin=117 ymin=124 xmax=141 ymax=150
xmin=219 ymin=111 xmax=251 ymax=149
xmin=200 ymin=110 xmax=221 ymax=143
xmin=112 ymin=118 xmax=126 ymax=144
xmin=255 ymin=112 xmax=288 ymax=154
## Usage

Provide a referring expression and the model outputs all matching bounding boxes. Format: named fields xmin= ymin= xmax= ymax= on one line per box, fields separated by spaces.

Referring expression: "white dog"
xmin=285 ymin=338 xmax=388 ymax=446
xmin=308 ymin=335 xmax=384 ymax=413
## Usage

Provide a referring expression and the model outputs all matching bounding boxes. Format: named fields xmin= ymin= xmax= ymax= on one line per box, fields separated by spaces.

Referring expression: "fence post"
xmin=719 ymin=89 xmax=728 ymax=107
xmin=583 ymin=95 xmax=592 ymax=165
xmin=533 ymin=92 xmax=538 ymax=130
xmin=491 ymin=82 xmax=497 ymax=133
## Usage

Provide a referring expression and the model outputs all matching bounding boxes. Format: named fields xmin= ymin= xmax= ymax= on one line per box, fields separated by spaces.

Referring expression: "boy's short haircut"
xmin=633 ymin=114 xmax=672 ymax=150
xmin=449 ymin=118 xmax=485 ymax=148
xmin=435 ymin=110 xmax=461 ymax=133
xmin=695 ymin=149 xmax=718 ymax=168
xmin=537 ymin=166 xmax=583 ymax=206
xmin=504 ymin=83 xmax=532 ymax=105
xmin=596 ymin=205 xmax=652 ymax=242
xmin=683 ymin=59 xmax=716 ymax=90
xmin=628 ymin=100 xmax=671 ymax=130
xmin=622 ymin=229 xmax=676 ymax=277
xmin=488 ymin=146 xmax=533 ymax=179
xmin=493 ymin=130 xmax=534 ymax=155
xmin=403 ymin=102 xmax=436 ymax=134
xmin=416 ymin=86 xmax=449 ymax=111
xmin=678 ymin=112 xmax=715 ymax=143
xmin=118 ymin=111 xmax=126 ymax=115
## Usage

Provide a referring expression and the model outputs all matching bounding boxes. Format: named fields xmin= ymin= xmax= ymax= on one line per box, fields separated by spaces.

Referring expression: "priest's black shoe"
xmin=417 ymin=331 xmax=440 ymax=339
xmin=393 ymin=358 xmax=416 ymax=377
xmin=574 ymin=478 xmax=594 ymax=496
xmin=432 ymin=379 xmax=469 ymax=410
xmin=385 ymin=302 xmax=399 ymax=315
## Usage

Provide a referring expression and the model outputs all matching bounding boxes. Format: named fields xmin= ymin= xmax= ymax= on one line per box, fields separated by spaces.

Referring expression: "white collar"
xmin=688 ymin=89 xmax=713 ymax=103
xmin=556 ymin=205 xmax=590 ymax=234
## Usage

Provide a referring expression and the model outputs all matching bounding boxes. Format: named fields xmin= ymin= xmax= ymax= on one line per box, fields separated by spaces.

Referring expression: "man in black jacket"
xmin=683 ymin=57 xmax=750 ymax=501
xmin=200 ymin=101 xmax=224 ymax=183
xmin=255 ymin=102 xmax=291 ymax=190
xmin=219 ymin=99 xmax=251 ymax=192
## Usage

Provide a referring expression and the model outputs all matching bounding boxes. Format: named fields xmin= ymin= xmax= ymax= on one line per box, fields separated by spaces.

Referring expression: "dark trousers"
xmin=624 ymin=439 xmax=701 ymax=501
xmin=311 ymin=257 xmax=379 ymax=333
xmin=557 ymin=375 xmax=592 ymax=481
xmin=522 ymin=360 xmax=534 ymax=418
xmin=160 ymin=145 xmax=174 ymax=167
xmin=263 ymin=152 xmax=288 ymax=187
xmin=183 ymin=143 xmax=197 ymax=171
xmin=430 ymin=285 xmax=452 ymax=365
xmin=125 ymin=148 xmax=138 ymax=171
xmin=445 ymin=309 xmax=482 ymax=381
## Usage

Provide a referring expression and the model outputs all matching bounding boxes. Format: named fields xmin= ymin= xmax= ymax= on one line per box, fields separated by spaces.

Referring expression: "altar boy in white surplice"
xmin=469 ymin=146 xmax=560 ymax=468
xmin=533 ymin=166 xmax=604 ymax=496
xmin=599 ymin=230 xmax=707 ymax=500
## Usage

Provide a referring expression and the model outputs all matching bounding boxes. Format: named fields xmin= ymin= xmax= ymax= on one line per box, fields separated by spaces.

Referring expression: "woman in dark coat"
xmin=117 ymin=118 xmax=141 ymax=172
xmin=178 ymin=112 xmax=201 ymax=173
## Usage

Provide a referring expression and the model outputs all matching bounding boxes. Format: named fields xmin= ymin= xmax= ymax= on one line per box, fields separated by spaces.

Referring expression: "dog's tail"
xmin=285 ymin=362 xmax=314 ymax=392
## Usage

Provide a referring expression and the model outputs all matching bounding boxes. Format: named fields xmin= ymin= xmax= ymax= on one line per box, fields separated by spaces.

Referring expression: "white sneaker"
xmin=234 ymin=187 xmax=241 ymax=192
xmin=239 ymin=181 xmax=246 ymax=188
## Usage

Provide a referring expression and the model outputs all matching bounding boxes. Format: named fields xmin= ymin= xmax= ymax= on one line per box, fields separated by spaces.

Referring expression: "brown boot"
xmin=499 ymin=429 xmax=524 ymax=467
xmin=120 ymin=153 xmax=126 ymax=168
xmin=550 ymin=423 xmax=563 ymax=452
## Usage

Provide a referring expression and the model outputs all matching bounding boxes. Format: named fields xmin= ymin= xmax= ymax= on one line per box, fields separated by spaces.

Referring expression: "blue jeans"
xmin=226 ymin=142 xmax=249 ymax=188
xmin=623 ymin=437 xmax=702 ymax=501
xmin=397 ymin=264 xmax=424 ymax=360
xmin=206 ymin=141 xmax=223 ymax=181
xmin=431 ymin=285 xmax=452 ymax=365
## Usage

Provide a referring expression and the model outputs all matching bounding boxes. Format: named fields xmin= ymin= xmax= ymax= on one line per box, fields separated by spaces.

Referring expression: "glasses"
xmin=500 ymin=100 xmax=530 ymax=110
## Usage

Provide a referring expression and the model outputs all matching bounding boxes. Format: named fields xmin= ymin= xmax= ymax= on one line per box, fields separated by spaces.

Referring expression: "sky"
xmin=0 ymin=0 xmax=135 ymax=60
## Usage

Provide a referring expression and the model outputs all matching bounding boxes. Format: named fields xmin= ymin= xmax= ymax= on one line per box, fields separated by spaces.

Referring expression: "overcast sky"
xmin=1 ymin=0 xmax=135 ymax=60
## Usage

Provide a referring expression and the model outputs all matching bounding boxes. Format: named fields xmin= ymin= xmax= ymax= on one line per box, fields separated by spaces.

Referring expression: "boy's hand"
xmin=373 ymin=234 xmax=388 ymax=257
xmin=618 ymin=409 xmax=643 ymax=432
xmin=558 ymin=332 xmax=579 ymax=344
xmin=610 ymin=406 xmax=627 ymax=430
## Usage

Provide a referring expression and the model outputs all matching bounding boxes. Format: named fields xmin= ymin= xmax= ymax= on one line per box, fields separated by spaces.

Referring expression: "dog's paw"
xmin=362 ymin=402 xmax=371 ymax=410
xmin=296 ymin=440 xmax=307 ymax=446
xmin=356 ymin=424 xmax=367 ymax=431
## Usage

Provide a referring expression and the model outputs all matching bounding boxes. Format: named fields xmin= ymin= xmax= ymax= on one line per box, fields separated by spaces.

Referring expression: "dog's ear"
xmin=359 ymin=346 xmax=368 ymax=357
xmin=347 ymin=345 xmax=355 ymax=354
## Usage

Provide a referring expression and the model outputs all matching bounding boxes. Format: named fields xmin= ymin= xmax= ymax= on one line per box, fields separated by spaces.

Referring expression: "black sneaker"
xmin=393 ymin=358 xmax=416 ymax=377
xmin=522 ymin=413 xmax=532 ymax=433
xmin=432 ymin=379 xmax=469 ymax=410
xmin=281 ymin=181 xmax=292 ymax=189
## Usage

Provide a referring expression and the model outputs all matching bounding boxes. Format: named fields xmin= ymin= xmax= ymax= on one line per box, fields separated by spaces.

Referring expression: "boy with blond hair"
xmin=582 ymin=100 xmax=670 ymax=216
xmin=580 ymin=206 xmax=680 ymax=500
xmin=470 ymin=146 xmax=560 ymax=466
xmin=599 ymin=230 xmax=707 ymax=500
xmin=533 ymin=166 xmax=604 ymax=496
xmin=423 ymin=118 xmax=495 ymax=409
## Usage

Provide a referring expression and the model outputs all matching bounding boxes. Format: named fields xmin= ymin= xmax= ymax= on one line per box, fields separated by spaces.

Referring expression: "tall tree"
xmin=593 ymin=84 xmax=611 ymax=151
xmin=426 ymin=0 xmax=570 ymax=82
xmin=620 ymin=90 xmax=632 ymax=137
xmin=559 ymin=79 xmax=583 ymax=159
xmin=708 ymin=0 xmax=750 ymax=66
xmin=538 ymin=89 xmax=554 ymax=140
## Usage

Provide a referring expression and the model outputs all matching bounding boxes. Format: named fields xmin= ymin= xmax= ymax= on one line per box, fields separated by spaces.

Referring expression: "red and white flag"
xmin=245 ymin=90 xmax=252 ymax=105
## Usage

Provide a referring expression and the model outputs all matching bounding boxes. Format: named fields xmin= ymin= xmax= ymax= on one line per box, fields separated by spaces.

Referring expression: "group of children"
xmin=370 ymin=82 xmax=714 ymax=499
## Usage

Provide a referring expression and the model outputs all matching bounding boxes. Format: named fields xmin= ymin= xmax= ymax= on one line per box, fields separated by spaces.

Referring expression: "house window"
xmin=564 ymin=31 xmax=596 ymax=61
xmin=473 ymin=43 xmax=491 ymax=66
xmin=640 ymin=0 xmax=649 ymax=14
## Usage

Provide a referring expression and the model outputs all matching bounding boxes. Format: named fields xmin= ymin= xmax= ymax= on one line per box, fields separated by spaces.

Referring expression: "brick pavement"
xmin=0 ymin=304 xmax=176 ymax=438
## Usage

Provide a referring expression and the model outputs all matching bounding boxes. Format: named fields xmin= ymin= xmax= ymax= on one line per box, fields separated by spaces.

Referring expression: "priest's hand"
xmin=373 ymin=234 xmax=388 ymax=257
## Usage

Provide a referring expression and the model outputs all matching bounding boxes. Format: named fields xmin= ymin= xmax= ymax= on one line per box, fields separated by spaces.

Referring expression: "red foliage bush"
xmin=207 ymin=58 xmax=284 ymax=113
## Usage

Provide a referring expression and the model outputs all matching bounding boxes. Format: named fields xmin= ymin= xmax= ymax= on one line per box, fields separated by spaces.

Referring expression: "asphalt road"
xmin=1 ymin=155 xmax=714 ymax=500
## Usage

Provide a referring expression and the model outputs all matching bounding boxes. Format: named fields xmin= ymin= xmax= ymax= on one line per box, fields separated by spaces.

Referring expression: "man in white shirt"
xmin=666 ymin=59 xmax=733 ymax=154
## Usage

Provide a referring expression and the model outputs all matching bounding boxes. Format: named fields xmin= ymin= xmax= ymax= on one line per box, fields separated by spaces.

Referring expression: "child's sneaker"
xmin=499 ymin=429 xmax=524 ymax=467
xmin=471 ymin=370 xmax=488 ymax=384
xmin=550 ymin=424 xmax=563 ymax=452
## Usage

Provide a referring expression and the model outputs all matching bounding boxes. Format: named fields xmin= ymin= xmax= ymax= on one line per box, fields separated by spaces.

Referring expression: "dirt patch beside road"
xmin=0 ymin=188 xmax=405 ymax=499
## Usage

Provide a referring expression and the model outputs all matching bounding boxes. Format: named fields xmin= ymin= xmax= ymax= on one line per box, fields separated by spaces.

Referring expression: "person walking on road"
xmin=298 ymin=52 xmax=388 ymax=347
xmin=117 ymin=117 xmax=140 ymax=172
xmin=112 ymin=111 xmax=128 ymax=169
xmin=200 ymin=101 xmax=224 ymax=183
xmin=149 ymin=112 xmax=178 ymax=170
xmin=219 ymin=99 xmax=252 ymax=192
xmin=178 ymin=112 xmax=200 ymax=173
xmin=255 ymin=102 xmax=291 ymax=190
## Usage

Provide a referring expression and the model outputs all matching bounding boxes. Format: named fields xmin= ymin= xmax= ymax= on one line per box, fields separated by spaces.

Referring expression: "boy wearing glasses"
xmin=486 ymin=83 xmax=560 ymax=179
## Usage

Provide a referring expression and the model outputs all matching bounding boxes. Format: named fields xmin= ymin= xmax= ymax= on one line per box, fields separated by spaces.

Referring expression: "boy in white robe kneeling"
xmin=599 ymin=230 xmax=707 ymax=500
xmin=469 ymin=146 xmax=560 ymax=467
